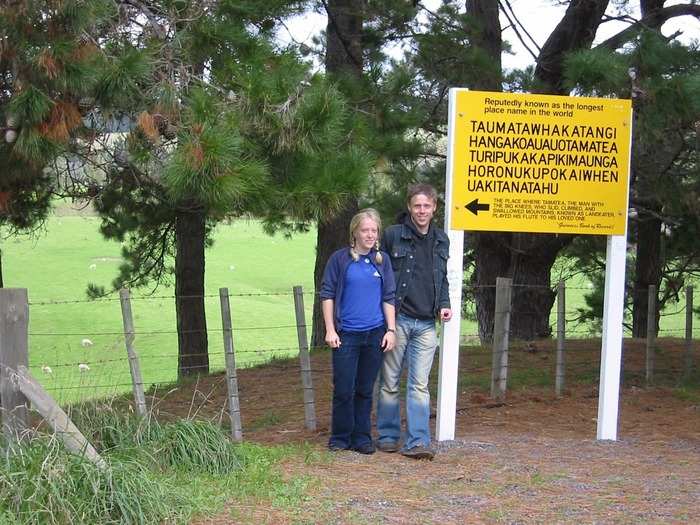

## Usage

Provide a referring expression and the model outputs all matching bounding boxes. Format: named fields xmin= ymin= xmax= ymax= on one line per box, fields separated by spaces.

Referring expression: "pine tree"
xmin=0 ymin=0 xmax=114 ymax=286
xmin=83 ymin=0 xmax=374 ymax=377
xmin=389 ymin=0 xmax=700 ymax=342
xmin=564 ymin=29 xmax=700 ymax=335
xmin=305 ymin=0 xmax=433 ymax=347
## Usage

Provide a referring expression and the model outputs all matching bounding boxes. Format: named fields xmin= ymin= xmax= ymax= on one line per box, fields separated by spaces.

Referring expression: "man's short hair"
xmin=406 ymin=183 xmax=438 ymax=204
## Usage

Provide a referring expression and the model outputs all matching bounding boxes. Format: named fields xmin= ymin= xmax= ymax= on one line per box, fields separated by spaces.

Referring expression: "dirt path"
xmin=174 ymin=342 xmax=699 ymax=524
xmin=270 ymin=432 xmax=699 ymax=524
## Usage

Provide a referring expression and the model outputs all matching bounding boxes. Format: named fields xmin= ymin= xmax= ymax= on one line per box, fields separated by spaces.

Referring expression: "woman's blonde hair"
xmin=349 ymin=208 xmax=383 ymax=264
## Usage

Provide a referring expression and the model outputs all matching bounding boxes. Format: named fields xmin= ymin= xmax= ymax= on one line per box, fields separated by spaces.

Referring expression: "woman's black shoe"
xmin=353 ymin=443 xmax=376 ymax=455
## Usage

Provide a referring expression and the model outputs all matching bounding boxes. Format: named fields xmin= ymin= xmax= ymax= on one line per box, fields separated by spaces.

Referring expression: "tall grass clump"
xmin=70 ymin=401 xmax=242 ymax=474
xmin=0 ymin=437 xmax=182 ymax=525
xmin=0 ymin=402 xmax=245 ymax=524
xmin=68 ymin=401 xmax=158 ymax=452
xmin=150 ymin=419 xmax=242 ymax=474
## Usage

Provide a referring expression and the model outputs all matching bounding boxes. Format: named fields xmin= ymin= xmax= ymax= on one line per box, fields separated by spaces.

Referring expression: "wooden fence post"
xmin=646 ymin=285 xmax=656 ymax=386
xmin=119 ymin=288 xmax=147 ymax=417
xmin=293 ymin=286 xmax=316 ymax=431
xmin=14 ymin=365 xmax=106 ymax=469
xmin=219 ymin=288 xmax=243 ymax=442
xmin=555 ymin=280 xmax=566 ymax=397
xmin=684 ymin=285 xmax=694 ymax=382
xmin=491 ymin=277 xmax=512 ymax=400
xmin=0 ymin=289 xmax=29 ymax=444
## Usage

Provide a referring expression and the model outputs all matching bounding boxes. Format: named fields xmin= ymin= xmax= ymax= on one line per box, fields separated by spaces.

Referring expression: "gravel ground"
xmin=183 ymin=343 xmax=699 ymax=524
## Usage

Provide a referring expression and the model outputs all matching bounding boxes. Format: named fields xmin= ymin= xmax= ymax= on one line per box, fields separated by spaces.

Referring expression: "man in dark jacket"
xmin=376 ymin=183 xmax=451 ymax=460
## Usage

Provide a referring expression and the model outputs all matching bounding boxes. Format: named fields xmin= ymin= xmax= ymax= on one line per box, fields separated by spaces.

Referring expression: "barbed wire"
xmin=28 ymin=290 xmax=301 ymax=306
xmin=29 ymin=324 xmax=300 ymax=336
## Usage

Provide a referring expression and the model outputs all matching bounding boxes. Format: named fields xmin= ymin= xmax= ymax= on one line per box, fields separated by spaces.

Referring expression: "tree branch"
xmin=597 ymin=4 xmax=700 ymax=51
xmin=497 ymin=0 xmax=540 ymax=62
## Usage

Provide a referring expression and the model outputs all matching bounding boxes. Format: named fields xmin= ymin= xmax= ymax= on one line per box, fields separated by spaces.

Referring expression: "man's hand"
xmin=440 ymin=308 xmax=452 ymax=322
xmin=381 ymin=331 xmax=396 ymax=352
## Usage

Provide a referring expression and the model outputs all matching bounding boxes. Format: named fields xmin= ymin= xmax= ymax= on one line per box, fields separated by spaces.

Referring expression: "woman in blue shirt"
xmin=320 ymin=208 xmax=396 ymax=454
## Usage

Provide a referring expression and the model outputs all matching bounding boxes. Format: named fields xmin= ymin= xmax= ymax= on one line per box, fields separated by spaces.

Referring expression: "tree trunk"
xmin=535 ymin=0 xmax=609 ymax=94
xmin=471 ymin=232 xmax=510 ymax=342
xmin=324 ymin=0 xmax=364 ymax=76
xmin=465 ymin=0 xmax=502 ymax=84
xmin=310 ymin=0 xmax=364 ymax=349
xmin=632 ymin=209 xmax=662 ymax=337
xmin=0 ymin=249 xmax=3 ymax=288
xmin=175 ymin=206 xmax=209 ymax=377
xmin=629 ymin=1 xmax=666 ymax=338
xmin=467 ymin=1 xmax=608 ymax=342
xmin=473 ymin=232 xmax=569 ymax=342
xmin=465 ymin=0 xmax=507 ymax=343
xmin=466 ymin=1 xmax=564 ymax=341
xmin=311 ymin=202 xmax=359 ymax=349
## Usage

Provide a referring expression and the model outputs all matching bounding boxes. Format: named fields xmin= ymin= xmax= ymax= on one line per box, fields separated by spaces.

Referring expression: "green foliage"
xmin=0 ymin=437 xmax=181 ymax=525
xmin=163 ymin=120 xmax=267 ymax=211
xmin=673 ymin=386 xmax=700 ymax=403
xmin=0 ymin=401 xmax=316 ymax=525
xmin=227 ymin=442 xmax=314 ymax=505
xmin=262 ymin=143 xmax=373 ymax=227
xmin=153 ymin=420 xmax=243 ymax=475
xmin=275 ymin=82 xmax=350 ymax=155
xmin=12 ymin=129 xmax=61 ymax=165
xmin=94 ymin=166 xmax=178 ymax=290
xmin=560 ymin=31 xmax=700 ymax=328
xmin=0 ymin=166 xmax=52 ymax=231
xmin=68 ymin=401 xmax=159 ymax=452
xmin=362 ymin=0 xmax=420 ymax=64
xmin=95 ymin=47 xmax=154 ymax=110
xmin=0 ymin=0 xmax=116 ymax=241
xmin=249 ymin=410 xmax=284 ymax=430
xmin=85 ymin=1 xmax=378 ymax=300
xmin=7 ymin=86 xmax=54 ymax=127
xmin=414 ymin=5 xmax=501 ymax=92
xmin=563 ymin=47 xmax=629 ymax=96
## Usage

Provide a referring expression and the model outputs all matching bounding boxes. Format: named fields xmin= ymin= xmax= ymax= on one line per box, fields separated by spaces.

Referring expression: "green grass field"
xmin=2 ymin=208 xmax=692 ymax=402
xmin=4 ymin=212 xmax=318 ymax=402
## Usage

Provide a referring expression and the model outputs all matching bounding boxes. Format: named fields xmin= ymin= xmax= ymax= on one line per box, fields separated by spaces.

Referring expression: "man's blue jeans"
xmin=377 ymin=314 xmax=437 ymax=450
xmin=329 ymin=326 xmax=384 ymax=450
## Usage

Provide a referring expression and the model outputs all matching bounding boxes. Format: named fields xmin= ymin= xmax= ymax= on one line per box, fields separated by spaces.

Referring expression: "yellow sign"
xmin=448 ymin=90 xmax=632 ymax=235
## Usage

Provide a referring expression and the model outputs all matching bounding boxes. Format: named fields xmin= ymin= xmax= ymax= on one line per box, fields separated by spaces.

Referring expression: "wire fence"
xmin=25 ymin=288 xmax=311 ymax=405
xmin=1 ymin=281 xmax=698 ymax=445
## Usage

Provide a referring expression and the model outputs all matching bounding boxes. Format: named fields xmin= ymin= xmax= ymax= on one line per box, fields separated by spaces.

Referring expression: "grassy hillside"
xmin=4 ymin=214 xmax=317 ymax=402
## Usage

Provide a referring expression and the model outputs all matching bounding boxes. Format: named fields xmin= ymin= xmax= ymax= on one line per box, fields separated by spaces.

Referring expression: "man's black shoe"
xmin=328 ymin=444 xmax=347 ymax=452
xmin=400 ymin=445 xmax=435 ymax=460
xmin=353 ymin=443 xmax=376 ymax=455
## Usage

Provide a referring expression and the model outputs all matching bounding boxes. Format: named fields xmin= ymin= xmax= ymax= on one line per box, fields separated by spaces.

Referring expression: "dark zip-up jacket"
xmin=382 ymin=218 xmax=450 ymax=317
xmin=320 ymin=247 xmax=396 ymax=332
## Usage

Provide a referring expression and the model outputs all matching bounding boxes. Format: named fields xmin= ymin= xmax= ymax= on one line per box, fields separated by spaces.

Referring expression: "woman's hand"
xmin=381 ymin=330 xmax=395 ymax=352
xmin=325 ymin=329 xmax=341 ymax=349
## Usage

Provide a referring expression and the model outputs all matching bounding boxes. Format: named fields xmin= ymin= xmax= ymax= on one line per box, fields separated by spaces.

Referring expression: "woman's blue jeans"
xmin=329 ymin=326 xmax=384 ymax=449
xmin=377 ymin=314 xmax=438 ymax=450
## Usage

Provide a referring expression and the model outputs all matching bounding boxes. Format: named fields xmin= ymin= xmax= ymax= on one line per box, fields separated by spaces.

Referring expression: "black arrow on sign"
xmin=465 ymin=198 xmax=490 ymax=216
